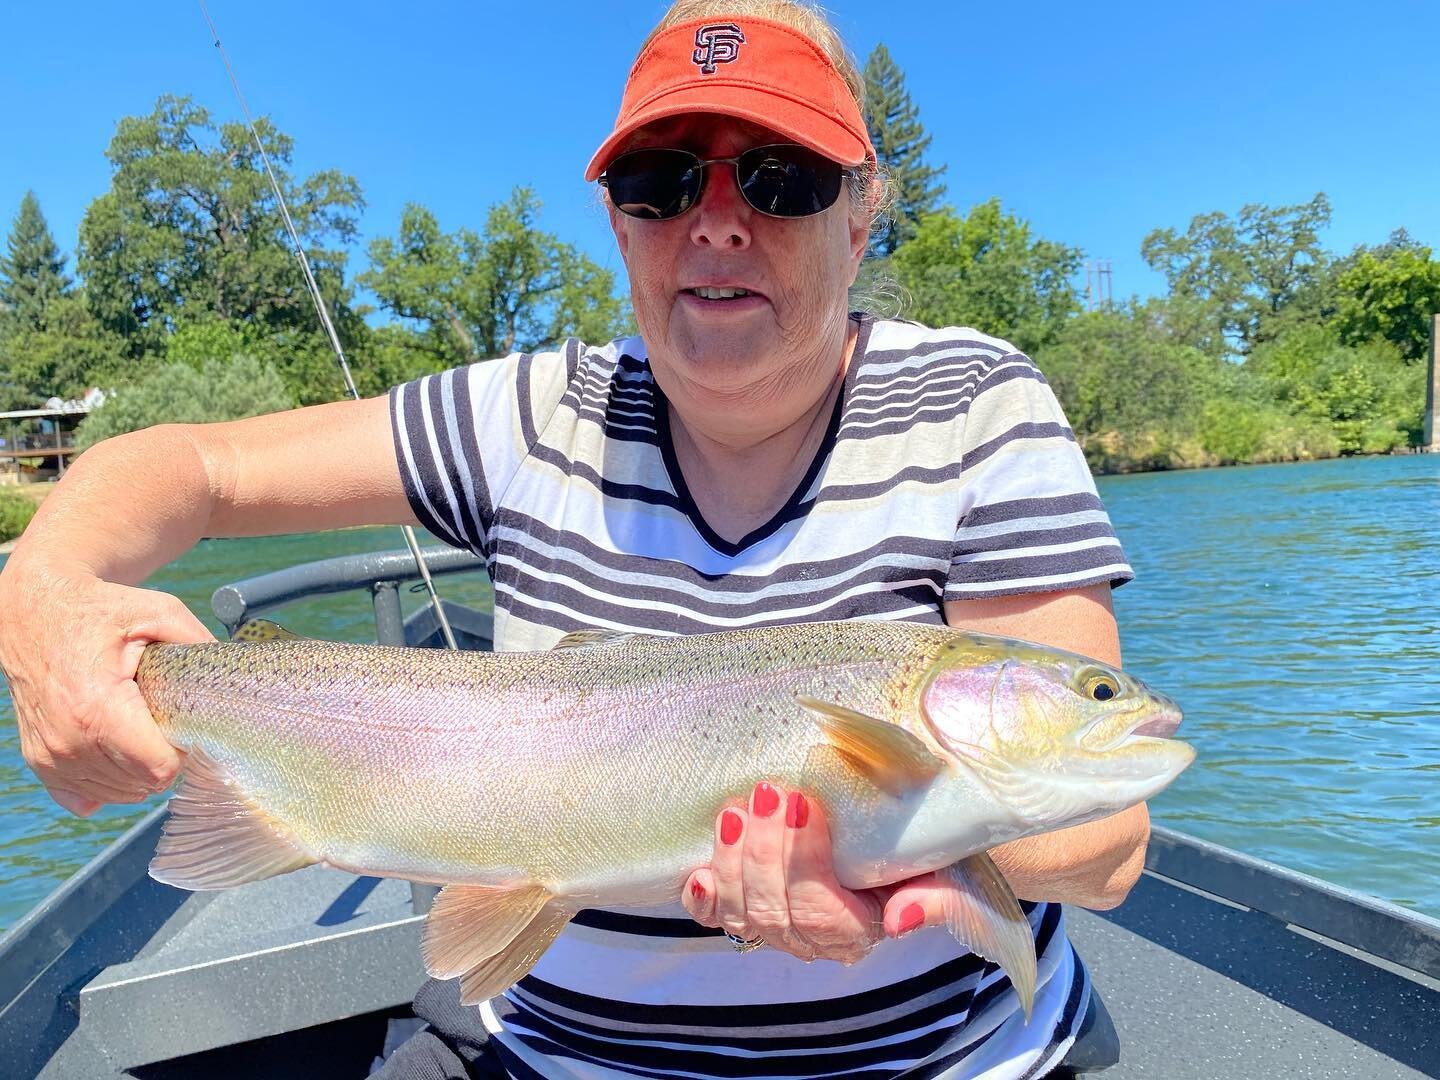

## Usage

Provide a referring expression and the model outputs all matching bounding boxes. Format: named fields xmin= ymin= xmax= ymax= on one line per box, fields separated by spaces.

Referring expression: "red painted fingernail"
xmin=691 ymin=880 xmax=706 ymax=903
xmin=752 ymin=782 xmax=780 ymax=817
xmin=720 ymin=810 xmax=743 ymax=845
xmin=895 ymin=903 xmax=926 ymax=937
xmin=785 ymin=791 xmax=809 ymax=829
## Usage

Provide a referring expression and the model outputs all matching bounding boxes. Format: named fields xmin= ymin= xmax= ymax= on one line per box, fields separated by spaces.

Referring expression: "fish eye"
xmin=1083 ymin=673 xmax=1120 ymax=701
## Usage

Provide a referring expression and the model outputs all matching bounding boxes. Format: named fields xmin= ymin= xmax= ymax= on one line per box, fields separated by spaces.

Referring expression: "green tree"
xmin=0 ymin=192 xmax=72 ymax=332
xmin=1041 ymin=301 xmax=1220 ymax=468
xmin=0 ymin=295 xmax=125 ymax=408
xmin=0 ymin=488 xmax=38 ymax=544
xmin=1246 ymin=321 xmax=1422 ymax=453
xmin=76 ymin=95 xmax=366 ymax=401
xmin=75 ymin=354 xmax=293 ymax=450
xmin=1332 ymin=240 xmax=1440 ymax=362
xmin=1140 ymin=194 xmax=1332 ymax=354
xmin=1194 ymin=367 xmax=1338 ymax=466
xmin=889 ymin=201 xmax=1081 ymax=355
xmin=863 ymin=43 xmax=946 ymax=256
xmin=362 ymin=190 xmax=628 ymax=366
xmin=0 ymin=193 xmax=126 ymax=406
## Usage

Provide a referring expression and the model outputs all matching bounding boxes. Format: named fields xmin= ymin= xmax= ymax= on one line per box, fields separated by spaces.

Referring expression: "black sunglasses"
xmin=600 ymin=144 xmax=854 ymax=221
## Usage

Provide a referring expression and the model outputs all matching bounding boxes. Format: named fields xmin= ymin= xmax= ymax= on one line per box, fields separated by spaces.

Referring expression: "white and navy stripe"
xmin=390 ymin=314 xmax=1129 ymax=1078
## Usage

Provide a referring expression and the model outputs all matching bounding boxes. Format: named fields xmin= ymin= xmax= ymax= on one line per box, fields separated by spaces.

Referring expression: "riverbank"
xmin=1079 ymin=431 xmax=1434 ymax=475
xmin=0 ymin=444 xmax=1431 ymax=553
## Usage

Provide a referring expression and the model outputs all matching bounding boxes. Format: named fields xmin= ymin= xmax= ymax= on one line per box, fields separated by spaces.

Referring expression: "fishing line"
xmin=198 ymin=0 xmax=458 ymax=650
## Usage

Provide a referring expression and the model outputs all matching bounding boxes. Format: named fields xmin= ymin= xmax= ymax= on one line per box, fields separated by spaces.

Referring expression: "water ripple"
xmin=1103 ymin=454 xmax=1440 ymax=915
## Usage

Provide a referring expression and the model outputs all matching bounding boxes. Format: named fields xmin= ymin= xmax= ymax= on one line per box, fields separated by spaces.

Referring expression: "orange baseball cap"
xmin=585 ymin=16 xmax=876 ymax=182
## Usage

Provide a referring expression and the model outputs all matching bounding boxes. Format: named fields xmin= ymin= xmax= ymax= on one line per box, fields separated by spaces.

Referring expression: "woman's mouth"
xmin=679 ymin=286 xmax=768 ymax=312
xmin=687 ymin=286 xmax=751 ymax=300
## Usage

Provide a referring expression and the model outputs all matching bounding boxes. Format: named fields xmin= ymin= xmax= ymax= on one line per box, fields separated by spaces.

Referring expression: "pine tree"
xmin=0 ymin=191 xmax=72 ymax=332
xmin=863 ymin=43 xmax=947 ymax=257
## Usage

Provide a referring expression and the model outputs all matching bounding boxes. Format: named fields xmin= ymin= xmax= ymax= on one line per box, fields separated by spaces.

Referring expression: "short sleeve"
xmin=947 ymin=351 xmax=1133 ymax=599
xmin=389 ymin=343 xmax=577 ymax=557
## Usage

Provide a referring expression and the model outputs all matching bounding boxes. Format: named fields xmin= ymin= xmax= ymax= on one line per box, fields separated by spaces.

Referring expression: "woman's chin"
xmin=654 ymin=333 xmax=779 ymax=389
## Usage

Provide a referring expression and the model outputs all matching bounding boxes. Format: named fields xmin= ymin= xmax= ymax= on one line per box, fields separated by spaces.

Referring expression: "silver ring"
xmin=725 ymin=931 xmax=765 ymax=953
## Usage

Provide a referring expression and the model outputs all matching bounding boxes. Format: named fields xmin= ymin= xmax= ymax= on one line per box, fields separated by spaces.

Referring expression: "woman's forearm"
xmin=990 ymin=803 xmax=1150 ymax=909
xmin=0 ymin=395 xmax=412 ymax=816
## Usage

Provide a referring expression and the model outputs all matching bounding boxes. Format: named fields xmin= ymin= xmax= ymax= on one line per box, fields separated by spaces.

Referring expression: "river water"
xmin=0 ymin=454 xmax=1435 ymax=931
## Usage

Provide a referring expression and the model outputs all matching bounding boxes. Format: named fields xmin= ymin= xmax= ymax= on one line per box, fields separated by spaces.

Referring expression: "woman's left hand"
xmin=680 ymin=780 xmax=985 ymax=964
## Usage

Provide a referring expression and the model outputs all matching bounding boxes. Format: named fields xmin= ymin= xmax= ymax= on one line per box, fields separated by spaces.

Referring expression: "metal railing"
xmin=210 ymin=546 xmax=488 ymax=646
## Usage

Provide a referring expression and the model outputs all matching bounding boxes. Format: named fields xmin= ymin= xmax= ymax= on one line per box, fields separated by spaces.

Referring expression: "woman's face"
xmin=607 ymin=116 xmax=871 ymax=410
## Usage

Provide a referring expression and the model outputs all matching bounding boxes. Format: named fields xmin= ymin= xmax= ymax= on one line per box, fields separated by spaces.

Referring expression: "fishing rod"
xmin=198 ymin=1 xmax=458 ymax=651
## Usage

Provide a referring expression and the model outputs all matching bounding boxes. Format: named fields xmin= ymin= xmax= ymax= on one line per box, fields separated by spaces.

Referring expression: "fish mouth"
xmin=1081 ymin=701 xmax=1184 ymax=754
xmin=1129 ymin=707 xmax=1183 ymax=740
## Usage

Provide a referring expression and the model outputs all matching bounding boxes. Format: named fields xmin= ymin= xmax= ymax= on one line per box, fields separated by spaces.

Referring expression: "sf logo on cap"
xmin=693 ymin=23 xmax=745 ymax=74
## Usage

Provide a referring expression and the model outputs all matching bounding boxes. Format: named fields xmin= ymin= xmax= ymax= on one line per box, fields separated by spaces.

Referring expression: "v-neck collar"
xmin=652 ymin=314 xmax=872 ymax=558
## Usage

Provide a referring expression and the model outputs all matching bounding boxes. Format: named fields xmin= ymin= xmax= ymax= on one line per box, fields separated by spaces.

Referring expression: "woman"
xmin=0 ymin=2 xmax=1144 ymax=1077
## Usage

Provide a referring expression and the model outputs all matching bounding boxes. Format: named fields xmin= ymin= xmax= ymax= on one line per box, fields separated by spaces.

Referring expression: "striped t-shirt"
xmin=390 ymin=314 xmax=1133 ymax=1080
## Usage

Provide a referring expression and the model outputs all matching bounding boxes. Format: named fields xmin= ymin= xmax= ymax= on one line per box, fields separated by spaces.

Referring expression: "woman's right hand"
xmin=0 ymin=557 xmax=214 ymax=816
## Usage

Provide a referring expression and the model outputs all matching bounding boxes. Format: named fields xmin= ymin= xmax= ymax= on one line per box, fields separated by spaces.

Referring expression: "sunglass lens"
xmin=604 ymin=149 xmax=703 ymax=220
xmin=739 ymin=146 xmax=844 ymax=217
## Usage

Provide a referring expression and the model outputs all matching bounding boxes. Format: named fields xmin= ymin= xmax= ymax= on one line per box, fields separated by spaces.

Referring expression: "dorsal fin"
xmin=551 ymin=628 xmax=649 ymax=650
xmin=231 ymin=618 xmax=300 ymax=643
xmin=797 ymin=695 xmax=944 ymax=797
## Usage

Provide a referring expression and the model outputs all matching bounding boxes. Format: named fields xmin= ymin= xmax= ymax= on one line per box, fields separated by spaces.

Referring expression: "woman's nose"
xmin=689 ymin=164 xmax=752 ymax=250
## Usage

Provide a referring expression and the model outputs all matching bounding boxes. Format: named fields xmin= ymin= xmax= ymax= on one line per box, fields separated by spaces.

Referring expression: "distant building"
xmin=0 ymin=389 xmax=107 ymax=483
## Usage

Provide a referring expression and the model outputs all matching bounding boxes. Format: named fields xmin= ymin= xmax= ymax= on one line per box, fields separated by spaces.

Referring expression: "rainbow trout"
xmin=136 ymin=620 xmax=1193 ymax=1016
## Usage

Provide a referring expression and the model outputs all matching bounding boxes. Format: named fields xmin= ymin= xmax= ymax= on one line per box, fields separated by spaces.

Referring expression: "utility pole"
xmin=1425 ymin=314 xmax=1440 ymax=451
xmin=1084 ymin=260 xmax=1114 ymax=311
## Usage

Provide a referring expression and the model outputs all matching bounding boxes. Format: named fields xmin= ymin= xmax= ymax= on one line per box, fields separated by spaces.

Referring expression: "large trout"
xmin=136 ymin=620 xmax=1193 ymax=1015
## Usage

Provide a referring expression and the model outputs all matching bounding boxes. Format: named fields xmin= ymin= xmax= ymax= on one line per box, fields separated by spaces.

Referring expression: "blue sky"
xmin=2 ymin=0 xmax=1437 ymax=308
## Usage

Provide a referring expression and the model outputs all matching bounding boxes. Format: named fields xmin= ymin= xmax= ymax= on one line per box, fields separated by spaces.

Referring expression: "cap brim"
xmin=585 ymin=83 xmax=871 ymax=181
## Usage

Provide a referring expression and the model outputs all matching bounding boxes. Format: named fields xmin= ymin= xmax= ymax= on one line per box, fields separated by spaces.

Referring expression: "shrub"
xmin=0 ymin=487 xmax=39 ymax=543
xmin=76 ymin=355 xmax=293 ymax=451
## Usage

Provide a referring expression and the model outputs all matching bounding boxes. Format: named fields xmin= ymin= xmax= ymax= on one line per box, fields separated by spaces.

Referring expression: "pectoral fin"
xmin=797 ymin=695 xmax=944 ymax=797
xmin=422 ymin=883 xmax=554 ymax=979
xmin=939 ymin=853 xmax=1038 ymax=1021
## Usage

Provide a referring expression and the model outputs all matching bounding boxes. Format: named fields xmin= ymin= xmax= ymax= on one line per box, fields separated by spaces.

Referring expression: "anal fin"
xmin=422 ymin=883 xmax=553 ymax=979
xmin=940 ymin=852 xmax=1038 ymax=1021
xmin=421 ymin=893 xmax=572 ymax=1006
xmin=149 ymin=746 xmax=316 ymax=890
